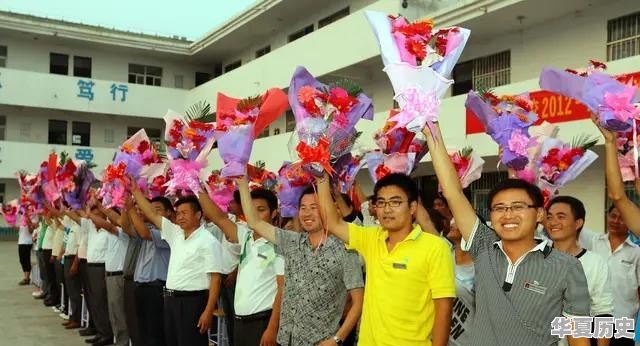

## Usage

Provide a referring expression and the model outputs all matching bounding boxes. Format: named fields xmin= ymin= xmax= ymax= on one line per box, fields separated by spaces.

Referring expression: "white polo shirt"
xmin=83 ymin=218 xmax=110 ymax=264
xmin=42 ymin=221 xmax=56 ymax=250
xmin=589 ymin=234 xmax=640 ymax=319
xmin=77 ymin=221 xmax=88 ymax=259
xmin=223 ymin=224 xmax=284 ymax=316
xmin=52 ymin=225 xmax=65 ymax=257
xmin=18 ymin=226 xmax=32 ymax=245
xmin=105 ymin=229 xmax=130 ymax=272
xmin=161 ymin=217 xmax=224 ymax=291
xmin=62 ymin=217 xmax=80 ymax=256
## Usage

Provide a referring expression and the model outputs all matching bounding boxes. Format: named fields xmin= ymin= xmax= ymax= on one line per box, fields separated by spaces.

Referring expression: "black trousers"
xmin=64 ymin=255 xmax=82 ymax=322
xmin=220 ymin=282 xmax=236 ymax=346
xmin=78 ymin=259 xmax=95 ymax=329
xmin=87 ymin=263 xmax=112 ymax=339
xmin=136 ymin=282 xmax=166 ymax=346
xmin=54 ymin=258 xmax=67 ymax=311
xmin=36 ymin=250 xmax=47 ymax=286
xmin=18 ymin=244 xmax=32 ymax=273
xmin=233 ymin=310 xmax=272 ymax=346
xmin=124 ymin=277 xmax=141 ymax=346
xmin=163 ymin=292 xmax=209 ymax=346
xmin=42 ymin=249 xmax=58 ymax=300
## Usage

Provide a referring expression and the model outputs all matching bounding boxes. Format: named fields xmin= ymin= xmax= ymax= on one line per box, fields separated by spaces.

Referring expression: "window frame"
xmin=0 ymin=45 xmax=7 ymax=68
xmin=288 ymin=24 xmax=314 ymax=43
xmin=48 ymin=119 xmax=68 ymax=145
xmin=128 ymin=63 xmax=163 ymax=86
xmin=607 ymin=11 xmax=640 ymax=61
xmin=50 ymin=52 xmax=69 ymax=75
xmin=73 ymin=56 xmax=92 ymax=78
xmin=319 ymin=7 xmax=350 ymax=28
xmin=71 ymin=121 xmax=91 ymax=146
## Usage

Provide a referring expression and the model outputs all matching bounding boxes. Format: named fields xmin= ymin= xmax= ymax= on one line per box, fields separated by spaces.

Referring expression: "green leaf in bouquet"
xmin=185 ymin=101 xmax=212 ymax=122
xmin=570 ymin=134 xmax=598 ymax=151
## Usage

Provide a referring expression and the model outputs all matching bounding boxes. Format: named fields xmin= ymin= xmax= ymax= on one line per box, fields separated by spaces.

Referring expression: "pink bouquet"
xmin=615 ymin=123 xmax=640 ymax=181
xmin=276 ymin=162 xmax=314 ymax=217
xmin=1 ymin=199 xmax=19 ymax=227
xmin=449 ymin=147 xmax=484 ymax=189
xmin=204 ymin=170 xmax=236 ymax=212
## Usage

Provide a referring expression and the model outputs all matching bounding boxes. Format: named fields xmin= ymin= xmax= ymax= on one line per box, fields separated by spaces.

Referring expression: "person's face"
xmin=151 ymin=201 xmax=173 ymax=219
xmin=433 ymin=198 xmax=451 ymax=218
xmin=375 ymin=185 xmax=417 ymax=232
xmin=253 ymin=198 xmax=275 ymax=225
xmin=446 ymin=221 xmax=461 ymax=243
xmin=545 ymin=203 xmax=582 ymax=242
xmin=489 ymin=189 xmax=543 ymax=242
xmin=228 ymin=199 xmax=242 ymax=217
xmin=367 ymin=200 xmax=376 ymax=218
xmin=175 ymin=203 xmax=201 ymax=231
xmin=298 ymin=193 xmax=323 ymax=233
xmin=607 ymin=207 xmax=628 ymax=235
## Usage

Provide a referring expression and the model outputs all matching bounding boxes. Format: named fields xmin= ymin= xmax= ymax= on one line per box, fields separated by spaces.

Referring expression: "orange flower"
xmin=121 ymin=143 xmax=134 ymax=153
xmin=184 ymin=128 xmax=198 ymax=139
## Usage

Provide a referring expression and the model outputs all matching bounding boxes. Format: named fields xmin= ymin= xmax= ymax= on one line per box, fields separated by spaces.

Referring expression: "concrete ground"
xmin=0 ymin=241 xmax=86 ymax=346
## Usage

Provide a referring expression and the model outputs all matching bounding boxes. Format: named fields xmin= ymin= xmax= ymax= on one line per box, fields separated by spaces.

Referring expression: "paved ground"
xmin=0 ymin=241 xmax=86 ymax=346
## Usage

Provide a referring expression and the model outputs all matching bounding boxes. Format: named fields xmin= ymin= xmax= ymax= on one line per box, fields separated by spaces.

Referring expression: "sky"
xmin=0 ymin=0 xmax=257 ymax=40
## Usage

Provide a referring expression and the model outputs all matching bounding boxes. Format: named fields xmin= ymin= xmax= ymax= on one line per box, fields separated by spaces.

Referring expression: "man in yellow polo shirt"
xmin=317 ymin=172 xmax=455 ymax=346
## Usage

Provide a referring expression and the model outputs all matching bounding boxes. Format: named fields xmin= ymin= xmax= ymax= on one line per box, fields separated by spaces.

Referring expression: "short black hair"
xmin=373 ymin=173 xmax=418 ymax=203
xmin=427 ymin=208 xmax=446 ymax=234
xmin=298 ymin=186 xmax=317 ymax=206
xmin=487 ymin=179 xmax=544 ymax=208
xmin=174 ymin=195 xmax=202 ymax=214
xmin=233 ymin=190 xmax=241 ymax=205
xmin=433 ymin=194 xmax=449 ymax=207
xmin=547 ymin=196 xmax=586 ymax=232
xmin=151 ymin=196 xmax=174 ymax=213
xmin=607 ymin=204 xmax=617 ymax=214
xmin=250 ymin=188 xmax=278 ymax=213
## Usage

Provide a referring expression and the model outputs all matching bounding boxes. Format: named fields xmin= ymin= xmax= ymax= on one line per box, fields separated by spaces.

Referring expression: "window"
xmin=0 ymin=45 xmax=6 ymax=68
xmin=607 ymin=11 xmax=640 ymax=61
xmin=104 ymin=128 xmax=115 ymax=144
xmin=469 ymin=171 xmax=508 ymax=221
xmin=128 ymin=127 xmax=162 ymax=146
xmin=288 ymin=24 xmax=314 ymax=43
xmin=174 ymin=75 xmax=184 ymax=89
xmin=285 ymin=110 xmax=296 ymax=132
xmin=48 ymin=120 xmax=68 ymax=145
xmin=19 ymin=123 xmax=31 ymax=139
xmin=128 ymin=64 xmax=162 ymax=86
xmin=319 ymin=7 xmax=350 ymax=28
xmin=50 ymin=53 xmax=69 ymax=75
xmin=452 ymin=51 xmax=510 ymax=96
xmin=213 ymin=63 xmax=223 ymax=78
xmin=0 ymin=183 xmax=5 ymax=204
xmin=73 ymin=56 xmax=92 ymax=77
xmin=71 ymin=121 xmax=90 ymax=146
xmin=255 ymin=45 xmax=271 ymax=58
xmin=0 ymin=115 xmax=5 ymax=140
xmin=195 ymin=72 xmax=212 ymax=86
xmin=224 ymin=60 xmax=241 ymax=73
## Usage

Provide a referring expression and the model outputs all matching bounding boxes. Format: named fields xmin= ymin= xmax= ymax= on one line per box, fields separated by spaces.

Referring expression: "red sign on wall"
xmin=465 ymin=71 xmax=640 ymax=134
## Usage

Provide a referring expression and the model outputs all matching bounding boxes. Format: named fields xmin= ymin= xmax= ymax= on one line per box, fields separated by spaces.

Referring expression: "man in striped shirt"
xmin=423 ymin=123 xmax=591 ymax=346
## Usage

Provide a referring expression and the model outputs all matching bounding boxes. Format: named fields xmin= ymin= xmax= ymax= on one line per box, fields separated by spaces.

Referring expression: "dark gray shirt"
xmin=123 ymin=236 xmax=142 ymax=280
xmin=461 ymin=219 xmax=590 ymax=346
xmin=275 ymin=228 xmax=364 ymax=346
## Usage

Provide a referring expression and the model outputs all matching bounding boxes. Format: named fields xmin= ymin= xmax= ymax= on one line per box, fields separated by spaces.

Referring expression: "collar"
xmin=377 ymin=224 xmax=423 ymax=242
xmin=597 ymin=233 xmax=639 ymax=248
xmin=493 ymin=238 xmax=552 ymax=258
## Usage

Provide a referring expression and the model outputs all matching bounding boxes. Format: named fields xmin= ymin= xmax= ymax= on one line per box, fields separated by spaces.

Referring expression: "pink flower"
xmin=602 ymin=87 xmax=639 ymax=123
xmin=507 ymin=130 xmax=531 ymax=156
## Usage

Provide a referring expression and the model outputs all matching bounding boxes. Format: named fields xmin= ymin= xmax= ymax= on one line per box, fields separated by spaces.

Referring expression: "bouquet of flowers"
xmin=147 ymin=171 xmax=170 ymax=198
xmin=203 ymin=170 xmax=236 ymax=212
xmin=63 ymin=163 xmax=97 ymax=210
xmin=115 ymin=129 xmax=164 ymax=178
xmin=164 ymin=109 xmax=216 ymax=195
xmin=99 ymin=161 xmax=130 ymax=208
xmin=289 ymin=66 xmax=373 ymax=176
xmin=536 ymin=136 xmax=598 ymax=203
xmin=449 ymin=147 xmax=485 ymax=189
xmin=512 ymin=122 xmax=560 ymax=183
xmin=615 ymin=122 xmax=640 ymax=181
xmin=333 ymin=153 xmax=366 ymax=194
xmin=276 ymin=161 xmax=314 ymax=217
xmin=215 ymin=89 xmax=288 ymax=177
xmin=539 ymin=60 xmax=640 ymax=132
xmin=0 ymin=199 xmax=19 ymax=227
xmin=247 ymin=161 xmax=278 ymax=191
xmin=56 ymin=153 xmax=78 ymax=196
xmin=466 ymin=89 xmax=538 ymax=170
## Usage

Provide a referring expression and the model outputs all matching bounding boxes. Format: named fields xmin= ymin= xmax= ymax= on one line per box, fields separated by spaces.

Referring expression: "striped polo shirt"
xmin=461 ymin=218 xmax=590 ymax=345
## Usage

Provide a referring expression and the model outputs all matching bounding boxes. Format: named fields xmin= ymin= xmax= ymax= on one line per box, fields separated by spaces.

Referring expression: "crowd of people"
xmin=6 ymin=117 xmax=640 ymax=346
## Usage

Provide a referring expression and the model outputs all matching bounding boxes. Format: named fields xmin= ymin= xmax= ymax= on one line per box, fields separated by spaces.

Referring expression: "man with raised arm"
xmin=130 ymin=183 xmax=223 ymax=346
xmin=316 ymin=171 xmax=455 ymax=346
xmin=422 ymin=123 xmax=591 ymax=346
xmin=236 ymin=176 xmax=364 ymax=346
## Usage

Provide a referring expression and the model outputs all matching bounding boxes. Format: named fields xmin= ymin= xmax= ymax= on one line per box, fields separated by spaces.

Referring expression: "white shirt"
xmin=52 ymin=225 xmax=65 ymax=257
xmin=589 ymin=234 xmax=640 ymax=319
xmin=359 ymin=201 xmax=378 ymax=227
xmin=576 ymin=249 xmax=614 ymax=316
xmin=105 ymin=229 xmax=129 ymax=272
xmin=224 ymin=224 xmax=285 ymax=316
xmin=205 ymin=222 xmax=238 ymax=274
xmin=84 ymin=218 xmax=110 ymax=264
xmin=77 ymin=221 xmax=88 ymax=259
xmin=18 ymin=226 xmax=32 ymax=245
xmin=42 ymin=221 xmax=56 ymax=250
xmin=62 ymin=217 xmax=80 ymax=256
xmin=162 ymin=217 xmax=224 ymax=291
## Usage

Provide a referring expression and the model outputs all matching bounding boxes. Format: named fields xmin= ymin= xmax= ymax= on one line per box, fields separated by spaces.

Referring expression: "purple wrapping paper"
xmin=114 ymin=151 xmax=143 ymax=178
xmin=277 ymin=179 xmax=306 ymax=218
xmin=214 ymin=126 xmax=254 ymax=178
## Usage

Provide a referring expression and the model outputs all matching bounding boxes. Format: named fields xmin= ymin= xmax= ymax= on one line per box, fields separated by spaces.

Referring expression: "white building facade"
xmin=1 ymin=0 xmax=639 ymax=230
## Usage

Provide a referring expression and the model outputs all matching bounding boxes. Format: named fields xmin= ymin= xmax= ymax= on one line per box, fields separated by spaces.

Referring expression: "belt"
xmin=235 ymin=309 xmax=272 ymax=322
xmin=163 ymin=288 xmax=207 ymax=298
xmin=64 ymin=255 xmax=76 ymax=259
xmin=106 ymin=271 xmax=123 ymax=277
xmin=87 ymin=263 xmax=105 ymax=267
xmin=137 ymin=280 xmax=166 ymax=287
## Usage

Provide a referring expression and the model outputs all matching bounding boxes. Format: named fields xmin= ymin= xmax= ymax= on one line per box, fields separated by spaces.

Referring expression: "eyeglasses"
xmin=374 ymin=200 xmax=406 ymax=209
xmin=490 ymin=203 xmax=537 ymax=214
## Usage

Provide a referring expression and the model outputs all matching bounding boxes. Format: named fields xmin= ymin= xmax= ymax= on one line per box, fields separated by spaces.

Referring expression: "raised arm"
xmin=130 ymin=181 xmax=161 ymax=229
xmin=596 ymin=119 xmax=640 ymax=236
xmin=415 ymin=200 xmax=439 ymax=236
xmin=237 ymin=177 xmax=276 ymax=243
xmin=422 ymin=124 xmax=478 ymax=241
xmin=198 ymin=191 xmax=239 ymax=243
xmin=86 ymin=211 xmax=119 ymax=235
xmin=98 ymin=204 xmax=123 ymax=228
xmin=316 ymin=174 xmax=349 ymax=242
xmin=128 ymin=208 xmax=152 ymax=240
xmin=119 ymin=197 xmax=137 ymax=238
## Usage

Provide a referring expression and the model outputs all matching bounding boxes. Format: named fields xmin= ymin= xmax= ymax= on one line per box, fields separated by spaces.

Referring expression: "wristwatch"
xmin=332 ymin=335 xmax=343 ymax=345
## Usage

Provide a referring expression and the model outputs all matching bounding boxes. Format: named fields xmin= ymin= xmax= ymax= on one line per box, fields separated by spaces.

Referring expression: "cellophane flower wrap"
xmin=247 ymin=162 xmax=278 ymax=191
xmin=366 ymin=11 xmax=470 ymax=135
xmin=466 ymin=89 xmax=538 ymax=170
xmin=145 ymin=164 xmax=170 ymax=198
xmin=539 ymin=60 xmax=640 ymax=132
xmin=536 ymin=136 xmax=598 ymax=203
xmin=615 ymin=122 xmax=640 ymax=181
xmin=63 ymin=162 xmax=97 ymax=210
xmin=365 ymin=151 xmax=416 ymax=184
xmin=164 ymin=110 xmax=216 ymax=195
xmin=289 ymin=66 xmax=373 ymax=176
xmin=276 ymin=162 xmax=314 ymax=218
xmin=0 ymin=199 xmax=19 ymax=227
xmin=333 ymin=153 xmax=366 ymax=194
xmin=37 ymin=152 xmax=63 ymax=204
xmin=449 ymin=147 xmax=485 ymax=189
xmin=203 ymin=170 xmax=236 ymax=212
xmin=99 ymin=161 xmax=131 ymax=209
xmin=215 ymin=89 xmax=288 ymax=177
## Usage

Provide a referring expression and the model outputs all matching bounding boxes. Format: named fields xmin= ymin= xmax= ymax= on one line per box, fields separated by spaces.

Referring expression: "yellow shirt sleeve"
xmin=427 ymin=237 xmax=456 ymax=299
xmin=347 ymin=222 xmax=377 ymax=258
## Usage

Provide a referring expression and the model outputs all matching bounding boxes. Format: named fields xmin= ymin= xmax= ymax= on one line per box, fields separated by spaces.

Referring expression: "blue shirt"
xmin=133 ymin=227 xmax=170 ymax=283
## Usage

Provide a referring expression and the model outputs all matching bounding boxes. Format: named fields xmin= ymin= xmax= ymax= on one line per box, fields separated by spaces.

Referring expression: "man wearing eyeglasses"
xmin=317 ymin=172 xmax=455 ymax=346
xmin=422 ymin=124 xmax=591 ymax=346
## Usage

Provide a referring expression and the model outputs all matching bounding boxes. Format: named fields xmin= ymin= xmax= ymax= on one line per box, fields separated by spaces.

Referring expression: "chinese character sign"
xmin=77 ymin=79 xmax=95 ymax=101
xmin=551 ymin=317 xmax=635 ymax=339
xmin=110 ymin=84 xmax=128 ymax=102
xmin=75 ymin=79 xmax=130 ymax=102
xmin=75 ymin=148 xmax=94 ymax=163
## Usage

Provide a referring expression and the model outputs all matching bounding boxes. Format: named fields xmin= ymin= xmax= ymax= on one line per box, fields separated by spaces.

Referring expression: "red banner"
xmin=465 ymin=71 xmax=640 ymax=134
